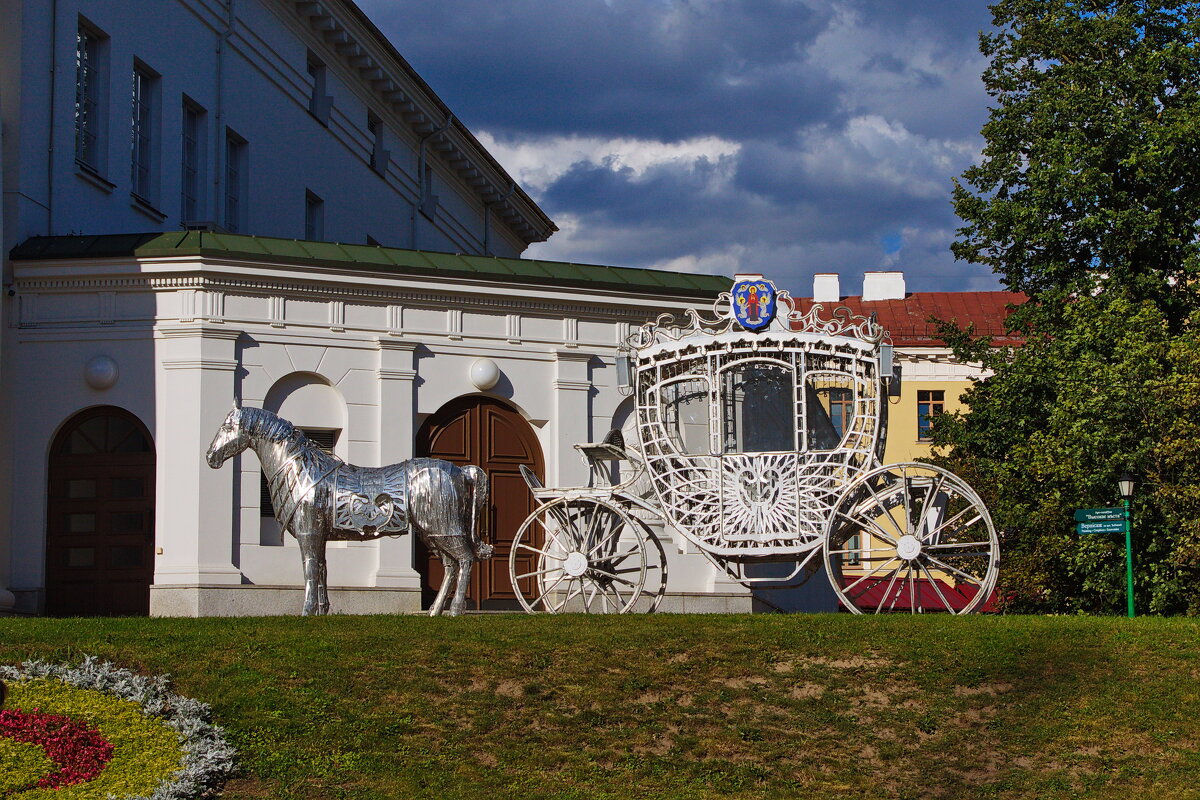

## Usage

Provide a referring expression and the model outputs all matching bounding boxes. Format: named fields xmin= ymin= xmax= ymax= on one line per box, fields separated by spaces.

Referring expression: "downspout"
xmin=482 ymin=182 xmax=514 ymax=256
xmin=212 ymin=0 xmax=234 ymax=227
xmin=411 ymin=113 xmax=453 ymax=249
xmin=46 ymin=0 xmax=59 ymax=234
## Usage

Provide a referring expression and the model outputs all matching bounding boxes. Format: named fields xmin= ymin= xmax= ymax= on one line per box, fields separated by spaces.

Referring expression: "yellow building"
xmin=798 ymin=271 xmax=1024 ymax=465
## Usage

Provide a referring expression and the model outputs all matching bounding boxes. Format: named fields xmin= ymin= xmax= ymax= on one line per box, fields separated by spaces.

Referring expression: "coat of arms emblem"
xmin=732 ymin=278 xmax=777 ymax=332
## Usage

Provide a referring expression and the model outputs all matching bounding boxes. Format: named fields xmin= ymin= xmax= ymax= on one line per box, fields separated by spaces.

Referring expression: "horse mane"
xmin=240 ymin=406 xmax=294 ymax=443
xmin=242 ymin=407 xmax=342 ymax=466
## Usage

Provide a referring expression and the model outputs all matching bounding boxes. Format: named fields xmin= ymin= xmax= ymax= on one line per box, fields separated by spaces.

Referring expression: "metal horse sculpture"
xmin=206 ymin=404 xmax=491 ymax=616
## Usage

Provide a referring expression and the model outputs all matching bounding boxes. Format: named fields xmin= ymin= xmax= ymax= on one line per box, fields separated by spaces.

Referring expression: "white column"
xmin=553 ymin=350 xmax=593 ymax=488
xmin=373 ymin=338 xmax=421 ymax=589
xmin=151 ymin=324 xmax=244 ymax=597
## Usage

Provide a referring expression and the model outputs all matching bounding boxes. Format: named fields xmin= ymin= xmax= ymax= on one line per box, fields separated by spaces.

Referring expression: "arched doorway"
xmin=45 ymin=407 xmax=155 ymax=616
xmin=416 ymin=396 xmax=543 ymax=610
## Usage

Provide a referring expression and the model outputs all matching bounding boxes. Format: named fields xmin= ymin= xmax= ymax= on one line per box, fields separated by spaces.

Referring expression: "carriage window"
xmin=807 ymin=375 xmax=856 ymax=450
xmin=720 ymin=363 xmax=794 ymax=453
xmin=661 ymin=379 xmax=710 ymax=454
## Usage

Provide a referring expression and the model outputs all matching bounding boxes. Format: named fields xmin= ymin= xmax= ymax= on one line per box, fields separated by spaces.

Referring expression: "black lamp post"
xmin=1118 ymin=472 xmax=1137 ymax=618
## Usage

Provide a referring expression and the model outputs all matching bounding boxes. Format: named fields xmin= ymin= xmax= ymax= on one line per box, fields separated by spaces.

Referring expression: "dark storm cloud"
xmin=356 ymin=0 xmax=1001 ymax=294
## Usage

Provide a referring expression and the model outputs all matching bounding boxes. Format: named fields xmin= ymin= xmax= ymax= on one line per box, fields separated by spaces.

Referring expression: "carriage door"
xmin=416 ymin=396 xmax=544 ymax=610
xmin=45 ymin=407 xmax=155 ymax=616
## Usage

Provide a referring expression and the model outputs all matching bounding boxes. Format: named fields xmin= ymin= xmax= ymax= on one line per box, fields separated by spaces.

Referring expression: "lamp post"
xmin=1118 ymin=471 xmax=1137 ymax=618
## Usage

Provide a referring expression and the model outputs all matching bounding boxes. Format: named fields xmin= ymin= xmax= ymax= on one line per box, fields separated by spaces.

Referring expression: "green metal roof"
xmin=11 ymin=232 xmax=730 ymax=298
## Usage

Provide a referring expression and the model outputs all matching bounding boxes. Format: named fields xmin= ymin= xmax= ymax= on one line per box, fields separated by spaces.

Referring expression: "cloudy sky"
xmin=357 ymin=0 xmax=1001 ymax=297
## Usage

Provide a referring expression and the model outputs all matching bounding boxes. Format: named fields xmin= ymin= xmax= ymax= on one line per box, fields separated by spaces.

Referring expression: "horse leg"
xmin=429 ymin=547 xmax=456 ymax=617
xmin=441 ymin=537 xmax=474 ymax=617
xmin=295 ymin=531 xmax=328 ymax=616
xmin=450 ymin=552 xmax=473 ymax=617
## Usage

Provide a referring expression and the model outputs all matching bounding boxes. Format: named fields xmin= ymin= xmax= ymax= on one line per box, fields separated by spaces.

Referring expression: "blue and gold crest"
xmin=732 ymin=278 xmax=777 ymax=332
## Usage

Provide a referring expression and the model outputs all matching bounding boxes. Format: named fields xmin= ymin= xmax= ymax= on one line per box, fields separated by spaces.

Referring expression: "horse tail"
xmin=463 ymin=465 xmax=492 ymax=559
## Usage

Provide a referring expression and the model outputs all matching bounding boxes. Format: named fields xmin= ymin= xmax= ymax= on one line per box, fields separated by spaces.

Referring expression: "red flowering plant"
xmin=0 ymin=709 xmax=114 ymax=790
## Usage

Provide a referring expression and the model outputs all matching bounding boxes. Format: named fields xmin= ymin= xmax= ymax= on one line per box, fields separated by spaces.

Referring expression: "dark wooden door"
xmin=45 ymin=408 xmax=155 ymax=616
xmin=416 ymin=396 xmax=543 ymax=610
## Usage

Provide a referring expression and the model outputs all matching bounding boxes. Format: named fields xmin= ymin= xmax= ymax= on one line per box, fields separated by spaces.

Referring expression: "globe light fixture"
xmin=469 ymin=358 xmax=500 ymax=391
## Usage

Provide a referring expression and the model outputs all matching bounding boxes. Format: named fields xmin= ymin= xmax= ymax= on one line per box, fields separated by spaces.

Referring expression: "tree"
xmin=938 ymin=0 xmax=1200 ymax=613
xmin=954 ymin=0 xmax=1200 ymax=330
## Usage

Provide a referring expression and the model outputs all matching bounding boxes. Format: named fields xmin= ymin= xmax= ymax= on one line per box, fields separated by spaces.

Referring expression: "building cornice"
xmin=286 ymin=0 xmax=557 ymax=245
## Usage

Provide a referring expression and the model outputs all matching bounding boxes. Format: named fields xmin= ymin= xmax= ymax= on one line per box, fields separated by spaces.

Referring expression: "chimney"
xmin=812 ymin=273 xmax=840 ymax=303
xmin=862 ymin=270 xmax=906 ymax=302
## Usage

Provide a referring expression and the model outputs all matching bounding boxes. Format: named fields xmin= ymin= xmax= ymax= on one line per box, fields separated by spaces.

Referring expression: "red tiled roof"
xmin=793 ymin=291 xmax=1027 ymax=347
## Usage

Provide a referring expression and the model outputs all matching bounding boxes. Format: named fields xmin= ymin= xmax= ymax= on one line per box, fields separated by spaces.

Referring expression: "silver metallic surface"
xmin=206 ymin=404 xmax=491 ymax=616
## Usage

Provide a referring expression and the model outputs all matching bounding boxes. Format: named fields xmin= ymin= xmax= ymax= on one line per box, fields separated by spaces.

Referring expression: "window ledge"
xmin=75 ymin=162 xmax=115 ymax=194
xmin=130 ymin=193 xmax=167 ymax=223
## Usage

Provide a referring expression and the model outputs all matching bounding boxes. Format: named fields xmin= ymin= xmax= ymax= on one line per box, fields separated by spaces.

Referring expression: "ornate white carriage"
xmin=509 ymin=276 xmax=999 ymax=614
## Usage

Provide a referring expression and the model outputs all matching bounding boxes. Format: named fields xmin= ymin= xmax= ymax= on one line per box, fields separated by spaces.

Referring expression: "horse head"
xmin=206 ymin=402 xmax=250 ymax=468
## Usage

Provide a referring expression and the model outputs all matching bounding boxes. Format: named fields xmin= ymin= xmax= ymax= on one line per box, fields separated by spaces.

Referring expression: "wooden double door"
xmin=416 ymin=396 xmax=543 ymax=610
xmin=45 ymin=407 xmax=155 ymax=616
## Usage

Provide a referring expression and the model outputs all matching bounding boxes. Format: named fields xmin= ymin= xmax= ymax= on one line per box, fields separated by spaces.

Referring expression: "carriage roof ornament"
xmin=624 ymin=273 xmax=886 ymax=355
xmin=730 ymin=274 xmax=779 ymax=333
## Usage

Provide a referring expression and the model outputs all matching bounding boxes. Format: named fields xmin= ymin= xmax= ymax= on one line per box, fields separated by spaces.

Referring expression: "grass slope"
xmin=1 ymin=615 xmax=1198 ymax=799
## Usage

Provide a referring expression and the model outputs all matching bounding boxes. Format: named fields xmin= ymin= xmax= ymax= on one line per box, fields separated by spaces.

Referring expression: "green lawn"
xmin=2 ymin=614 xmax=1198 ymax=799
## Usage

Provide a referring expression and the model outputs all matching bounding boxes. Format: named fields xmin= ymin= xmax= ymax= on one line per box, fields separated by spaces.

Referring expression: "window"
xmin=130 ymin=62 xmax=159 ymax=201
xmin=661 ymin=379 xmax=710 ymax=455
xmin=224 ymin=130 xmax=246 ymax=233
xmin=917 ymin=389 xmax=945 ymax=441
xmin=75 ymin=21 xmax=108 ymax=170
xmin=721 ymin=362 xmax=794 ymax=453
xmin=261 ymin=429 xmax=338 ymax=516
xmin=368 ymin=112 xmax=389 ymax=174
xmin=828 ymin=388 xmax=852 ymax=439
xmin=307 ymin=52 xmax=332 ymax=125
xmin=806 ymin=374 xmax=855 ymax=450
xmin=845 ymin=534 xmax=862 ymax=566
xmin=305 ymin=190 xmax=324 ymax=241
xmin=181 ymin=100 xmax=205 ymax=222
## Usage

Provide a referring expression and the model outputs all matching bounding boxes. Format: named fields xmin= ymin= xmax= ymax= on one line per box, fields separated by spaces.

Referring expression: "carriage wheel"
xmin=823 ymin=463 xmax=999 ymax=615
xmin=509 ymin=497 xmax=666 ymax=614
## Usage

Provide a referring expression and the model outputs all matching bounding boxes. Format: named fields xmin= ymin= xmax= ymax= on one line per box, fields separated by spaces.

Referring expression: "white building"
xmin=1 ymin=0 xmax=779 ymax=615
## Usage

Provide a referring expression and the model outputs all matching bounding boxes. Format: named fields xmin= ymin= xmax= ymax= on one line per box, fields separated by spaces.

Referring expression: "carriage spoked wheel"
xmin=823 ymin=463 xmax=999 ymax=614
xmin=509 ymin=497 xmax=666 ymax=614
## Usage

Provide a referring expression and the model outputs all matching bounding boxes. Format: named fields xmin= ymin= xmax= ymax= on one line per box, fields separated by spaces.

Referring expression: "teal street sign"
xmin=1074 ymin=507 xmax=1124 ymax=522
xmin=1077 ymin=520 xmax=1126 ymax=535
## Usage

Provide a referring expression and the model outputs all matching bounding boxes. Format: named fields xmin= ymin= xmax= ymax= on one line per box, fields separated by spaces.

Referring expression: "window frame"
xmin=223 ymin=128 xmax=247 ymax=233
xmin=307 ymin=51 xmax=332 ymax=125
xmin=130 ymin=60 xmax=161 ymax=204
xmin=917 ymin=389 xmax=945 ymax=442
xmin=180 ymin=97 xmax=207 ymax=223
xmin=74 ymin=19 xmax=110 ymax=174
xmin=305 ymin=189 xmax=324 ymax=241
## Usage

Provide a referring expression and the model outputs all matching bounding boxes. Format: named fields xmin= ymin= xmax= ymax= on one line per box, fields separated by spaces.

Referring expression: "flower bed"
xmin=0 ymin=658 xmax=235 ymax=799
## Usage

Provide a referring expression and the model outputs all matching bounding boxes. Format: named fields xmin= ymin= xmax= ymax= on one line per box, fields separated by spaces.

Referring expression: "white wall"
xmin=6 ymin=250 xmax=735 ymax=614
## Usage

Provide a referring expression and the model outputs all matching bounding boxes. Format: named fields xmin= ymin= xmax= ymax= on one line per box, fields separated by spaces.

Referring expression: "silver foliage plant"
xmin=0 ymin=655 xmax=236 ymax=799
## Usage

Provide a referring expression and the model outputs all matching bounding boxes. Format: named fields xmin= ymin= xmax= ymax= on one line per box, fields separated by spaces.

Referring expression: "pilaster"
xmin=150 ymin=324 xmax=244 ymax=600
xmin=553 ymin=350 xmax=593 ymax=488
xmin=373 ymin=338 xmax=420 ymax=589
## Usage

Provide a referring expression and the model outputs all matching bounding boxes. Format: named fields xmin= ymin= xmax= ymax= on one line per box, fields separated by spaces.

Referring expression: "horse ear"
xmin=232 ymin=398 xmax=241 ymax=411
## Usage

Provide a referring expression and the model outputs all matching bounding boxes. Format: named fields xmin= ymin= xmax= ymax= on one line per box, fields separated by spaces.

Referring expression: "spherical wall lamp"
xmin=470 ymin=358 xmax=501 ymax=391
xmin=84 ymin=355 xmax=119 ymax=390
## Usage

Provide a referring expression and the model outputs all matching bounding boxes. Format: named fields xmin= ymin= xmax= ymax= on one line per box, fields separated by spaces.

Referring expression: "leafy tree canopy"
xmin=939 ymin=1 xmax=1200 ymax=613
xmin=954 ymin=0 xmax=1200 ymax=330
